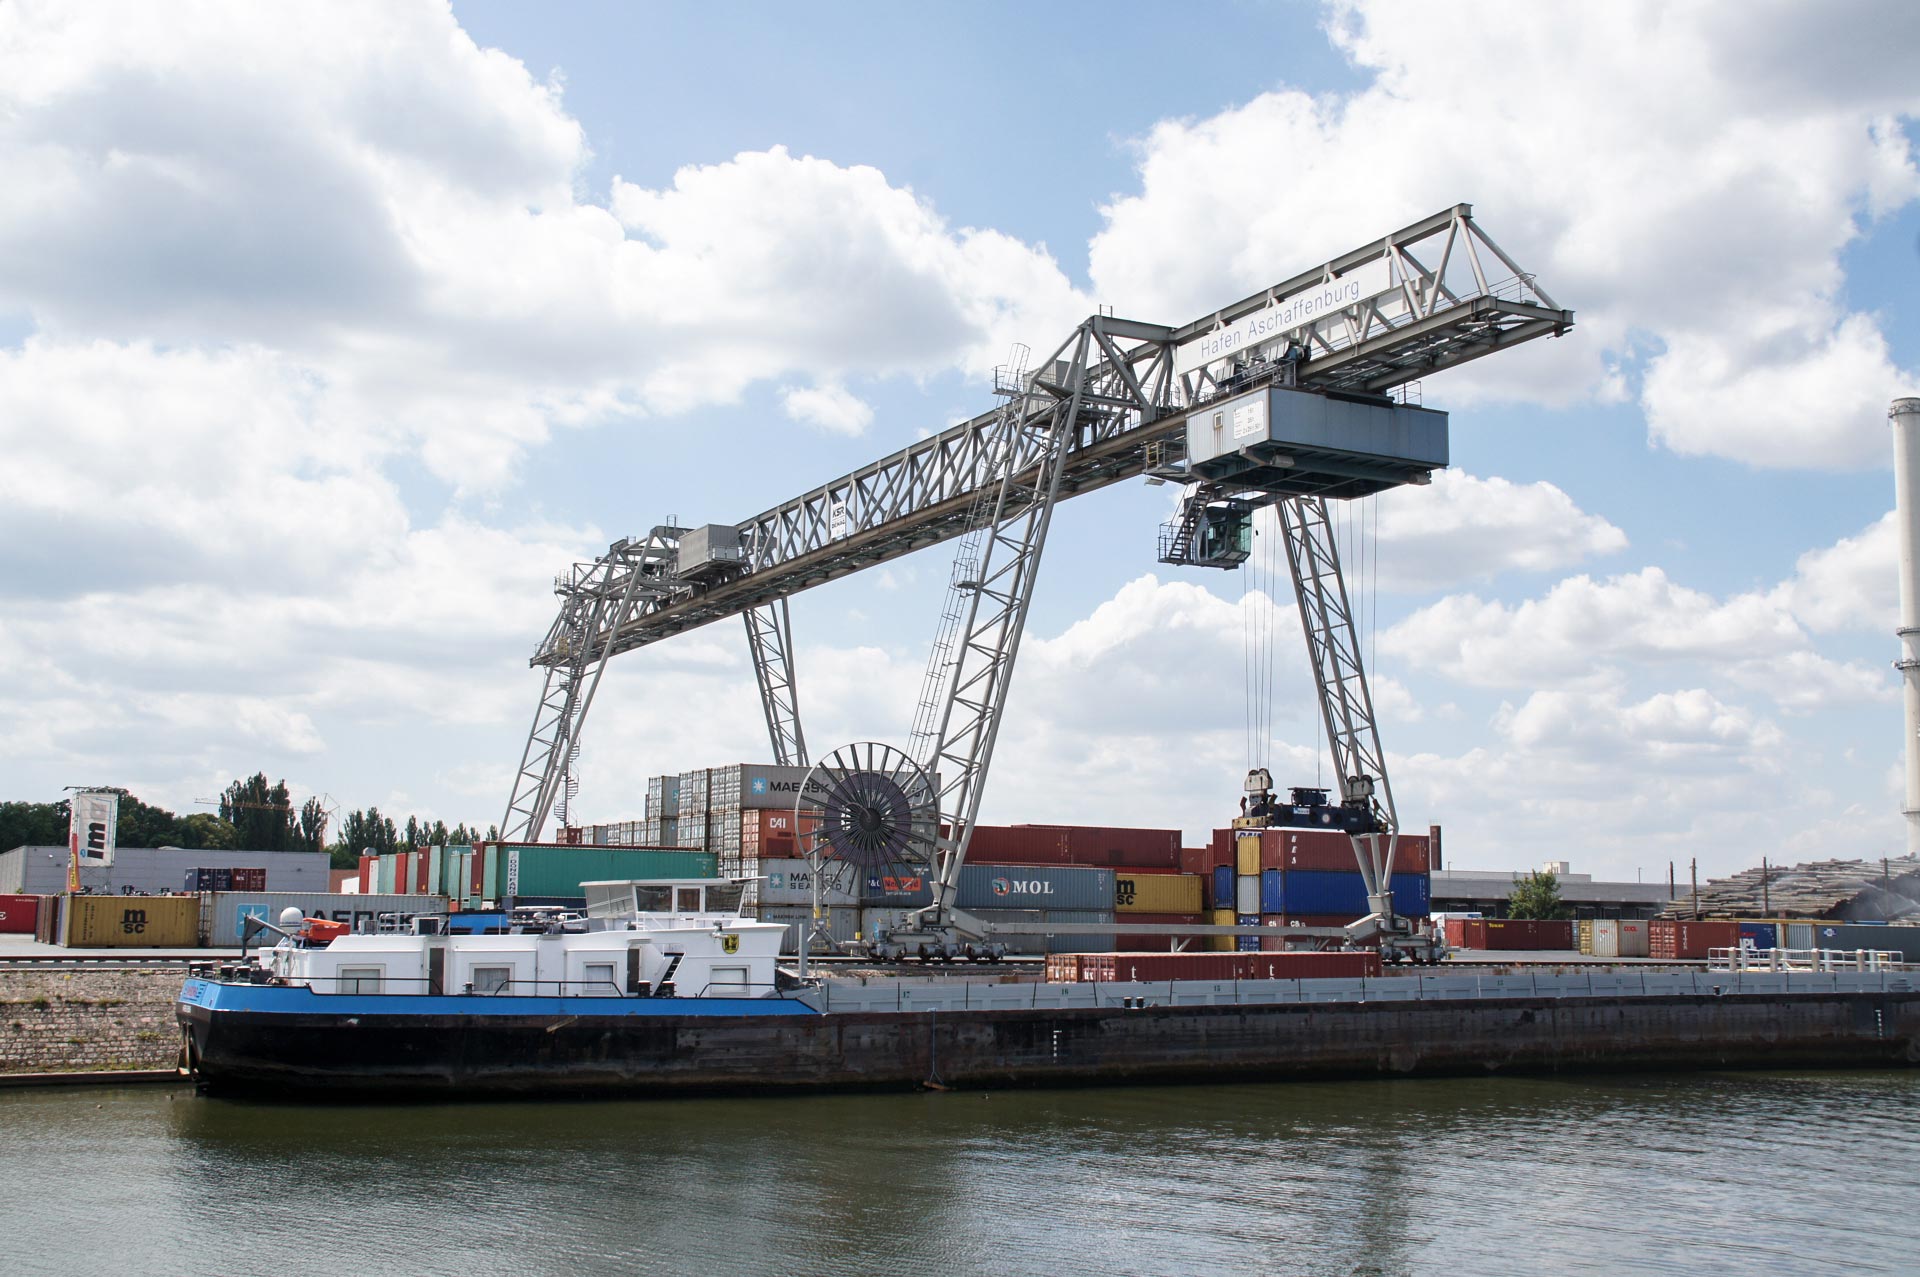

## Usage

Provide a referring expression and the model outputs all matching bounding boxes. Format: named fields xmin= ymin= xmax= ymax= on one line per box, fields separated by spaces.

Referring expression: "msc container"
xmin=1070 ymin=950 xmax=1383 ymax=982
xmin=1235 ymin=834 xmax=1261 ymax=876
xmin=955 ymin=863 xmax=1115 ymax=912
xmin=497 ymin=846 xmax=720 ymax=899
xmin=1261 ymin=870 xmax=1432 ymax=918
xmin=1649 ymin=919 xmax=1740 ymax=959
xmin=1258 ymin=829 xmax=1429 ymax=874
xmin=0 ymin=893 xmax=40 ymax=934
xmin=1210 ymin=865 xmax=1235 ymax=911
xmin=1115 ymin=872 xmax=1204 ymax=915
xmin=757 ymin=858 xmax=863 ymax=907
xmin=62 ymin=894 xmax=199 ymax=948
xmin=205 ymin=892 xmax=449 ymax=944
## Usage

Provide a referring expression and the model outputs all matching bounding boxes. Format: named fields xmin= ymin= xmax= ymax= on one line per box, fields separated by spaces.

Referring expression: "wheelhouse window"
xmin=631 ymin=885 xmax=674 ymax=914
xmin=471 ymin=966 xmax=512 ymax=995
xmin=705 ymin=882 xmax=746 ymax=915
xmin=337 ymin=966 xmax=382 ymax=995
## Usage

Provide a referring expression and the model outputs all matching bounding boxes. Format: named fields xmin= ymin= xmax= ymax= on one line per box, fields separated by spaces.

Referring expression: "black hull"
xmin=180 ymin=990 xmax=1920 ymax=1100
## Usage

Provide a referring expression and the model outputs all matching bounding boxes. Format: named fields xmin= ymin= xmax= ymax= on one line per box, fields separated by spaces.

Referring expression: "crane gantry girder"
xmin=502 ymin=203 xmax=1571 ymax=842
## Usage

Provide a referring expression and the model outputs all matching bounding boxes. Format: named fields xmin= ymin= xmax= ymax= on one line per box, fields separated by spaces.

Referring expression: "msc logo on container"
xmin=990 ymin=877 xmax=1055 ymax=898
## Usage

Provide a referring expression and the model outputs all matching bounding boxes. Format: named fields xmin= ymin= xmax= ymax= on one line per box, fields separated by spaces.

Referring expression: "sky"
xmin=2 ymin=0 xmax=1917 ymax=883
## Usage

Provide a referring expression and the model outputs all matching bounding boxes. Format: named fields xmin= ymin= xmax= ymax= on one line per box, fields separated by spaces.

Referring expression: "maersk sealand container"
xmin=1259 ymin=869 xmax=1430 ymax=917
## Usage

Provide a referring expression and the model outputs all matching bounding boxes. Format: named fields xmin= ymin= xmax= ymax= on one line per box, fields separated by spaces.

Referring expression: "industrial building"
xmin=0 ymin=845 xmax=332 ymax=896
xmin=1430 ymin=866 xmax=1675 ymax=920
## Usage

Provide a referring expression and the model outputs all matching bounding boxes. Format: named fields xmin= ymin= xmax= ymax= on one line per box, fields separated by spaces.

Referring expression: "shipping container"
xmin=0 ymin=893 xmax=40 ymax=934
xmin=1806 ymin=922 xmax=1920 ymax=962
xmin=495 ymin=846 xmax=720 ymax=900
xmin=1446 ymin=918 xmax=1578 ymax=951
xmin=36 ymin=894 xmax=61 ymax=943
xmin=1236 ymin=913 xmax=1261 ymax=953
xmin=757 ymin=858 xmax=863 ymax=907
xmin=1210 ymin=865 xmax=1235 ymax=912
xmin=1210 ymin=907 xmax=1238 ymax=952
xmin=1257 ymin=829 xmax=1429 ymax=875
xmin=1045 ymin=954 xmax=1083 ymax=982
xmin=1585 ymin=919 xmax=1650 ymax=958
xmin=1067 ymin=950 xmax=1382 ymax=983
xmin=1235 ymin=833 xmax=1261 ymax=877
xmin=1114 ymin=872 xmax=1204 ymax=915
xmin=1178 ymin=847 xmax=1212 ymax=876
xmin=757 ymin=904 xmax=861 ymax=955
xmin=1736 ymin=921 xmax=1779 ymax=950
xmin=955 ymin=863 xmax=1115 ymax=912
xmin=1260 ymin=870 xmax=1432 ymax=918
xmin=206 ymin=892 xmax=446 ymax=944
xmin=1235 ymin=875 xmax=1261 ymax=915
xmin=62 ymin=894 xmax=199 ymax=948
xmin=858 ymin=867 xmax=934 ymax=907
xmin=1113 ymin=912 xmax=1208 ymax=951
xmin=1649 ymin=919 xmax=1741 ymax=960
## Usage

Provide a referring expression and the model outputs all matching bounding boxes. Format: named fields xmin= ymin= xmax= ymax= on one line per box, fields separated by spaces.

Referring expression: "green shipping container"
xmin=498 ymin=845 xmax=719 ymax=900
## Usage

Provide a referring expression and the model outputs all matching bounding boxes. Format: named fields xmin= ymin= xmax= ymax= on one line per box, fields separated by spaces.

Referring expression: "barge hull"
xmin=180 ymin=991 xmax=1920 ymax=1098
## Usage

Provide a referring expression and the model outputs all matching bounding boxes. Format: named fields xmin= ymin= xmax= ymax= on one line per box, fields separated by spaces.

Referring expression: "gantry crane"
xmin=501 ymin=203 xmax=1571 ymax=959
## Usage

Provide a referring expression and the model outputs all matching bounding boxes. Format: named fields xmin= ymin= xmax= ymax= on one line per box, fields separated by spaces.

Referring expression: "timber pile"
xmin=1656 ymin=855 xmax=1920 ymax=920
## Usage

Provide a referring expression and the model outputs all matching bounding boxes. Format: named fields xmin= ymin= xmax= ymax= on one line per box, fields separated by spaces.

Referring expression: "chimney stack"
xmin=1890 ymin=397 xmax=1920 ymax=854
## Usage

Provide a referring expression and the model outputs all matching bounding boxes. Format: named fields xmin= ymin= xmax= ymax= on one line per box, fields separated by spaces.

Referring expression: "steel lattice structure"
xmin=501 ymin=204 xmax=1571 ymax=857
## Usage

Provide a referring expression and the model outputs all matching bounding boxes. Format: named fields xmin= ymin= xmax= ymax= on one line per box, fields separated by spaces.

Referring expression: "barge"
xmin=177 ymin=879 xmax=1920 ymax=1098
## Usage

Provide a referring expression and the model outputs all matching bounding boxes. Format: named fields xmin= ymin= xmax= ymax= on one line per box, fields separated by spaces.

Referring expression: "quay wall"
xmin=0 ymin=967 xmax=185 ymax=1074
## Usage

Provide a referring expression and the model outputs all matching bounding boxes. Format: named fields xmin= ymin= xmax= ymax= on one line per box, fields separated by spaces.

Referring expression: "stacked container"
xmin=1649 ymin=919 xmax=1741 ymax=959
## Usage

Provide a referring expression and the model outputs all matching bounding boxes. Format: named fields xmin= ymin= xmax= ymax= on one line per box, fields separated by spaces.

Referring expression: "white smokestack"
xmin=1891 ymin=397 xmax=1920 ymax=854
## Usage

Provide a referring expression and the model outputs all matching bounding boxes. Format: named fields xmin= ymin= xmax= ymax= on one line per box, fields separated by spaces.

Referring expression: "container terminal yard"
xmin=8 ymin=207 xmax=1919 ymax=1093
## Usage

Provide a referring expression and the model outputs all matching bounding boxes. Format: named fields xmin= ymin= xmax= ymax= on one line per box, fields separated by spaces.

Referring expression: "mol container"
xmin=1588 ymin=919 xmax=1650 ymax=958
xmin=956 ymin=863 xmax=1115 ymax=912
xmin=1068 ymin=950 xmax=1382 ymax=982
xmin=1649 ymin=919 xmax=1740 ymax=960
xmin=62 ymin=895 xmax=199 ymax=948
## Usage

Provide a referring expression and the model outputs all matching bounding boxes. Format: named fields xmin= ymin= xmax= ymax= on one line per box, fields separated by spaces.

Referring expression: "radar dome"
xmin=278 ymin=907 xmax=304 ymax=927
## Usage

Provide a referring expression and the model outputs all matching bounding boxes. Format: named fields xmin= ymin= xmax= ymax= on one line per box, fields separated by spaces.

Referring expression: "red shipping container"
xmin=1258 ymin=829 xmax=1429 ymax=874
xmin=0 ymin=893 xmax=40 ymax=934
xmin=959 ymin=824 xmax=1181 ymax=869
xmin=416 ymin=852 xmax=430 ymax=894
xmin=1178 ymin=847 xmax=1212 ymax=875
xmin=1045 ymin=954 xmax=1083 ymax=982
xmin=1070 ymin=950 xmax=1382 ymax=982
xmin=358 ymin=854 xmax=374 ymax=894
xmin=1113 ymin=912 xmax=1205 ymax=951
xmin=1649 ymin=919 xmax=1741 ymax=959
xmin=1258 ymin=914 xmax=1362 ymax=950
xmin=1446 ymin=918 xmax=1575 ymax=951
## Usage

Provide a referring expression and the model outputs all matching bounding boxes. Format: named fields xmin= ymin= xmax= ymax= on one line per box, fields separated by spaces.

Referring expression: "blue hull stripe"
xmin=179 ymin=979 xmax=819 ymax=1018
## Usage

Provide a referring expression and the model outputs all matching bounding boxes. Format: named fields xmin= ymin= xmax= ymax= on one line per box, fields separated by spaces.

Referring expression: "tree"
xmin=220 ymin=773 xmax=296 ymax=851
xmin=0 ymin=800 xmax=68 ymax=849
xmin=1508 ymin=869 xmax=1570 ymax=920
xmin=296 ymin=797 xmax=329 ymax=856
xmin=177 ymin=813 xmax=239 ymax=850
xmin=331 ymin=807 xmax=399 ymax=861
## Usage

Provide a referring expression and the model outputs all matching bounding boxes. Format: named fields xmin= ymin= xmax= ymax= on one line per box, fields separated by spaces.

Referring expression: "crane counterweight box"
xmin=1185 ymin=386 xmax=1448 ymax=499
xmin=677 ymin=524 xmax=746 ymax=580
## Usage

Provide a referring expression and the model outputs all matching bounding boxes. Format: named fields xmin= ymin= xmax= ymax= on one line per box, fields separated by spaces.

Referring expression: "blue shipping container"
xmin=1236 ymin=913 xmax=1260 ymax=952
xmin=1261 ymin=870 xmax=1432 ymax=918
xmin=1211 ymin=865 xmax=1234 ymax=912
xmin=1737 ymin=921 xmax=1778 ymax=950
xmin=956 ymin=863 xmax=1115 ymax=911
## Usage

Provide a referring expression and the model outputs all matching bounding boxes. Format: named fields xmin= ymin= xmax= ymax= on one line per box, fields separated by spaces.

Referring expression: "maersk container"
xmin=955 ymin=863 xmax=1114 ymax=912
xmin=758 ymin=858 xmax=863 ymax=907
xmin=1211 ymin=865 xmax=1234 ymax=911
xmin=207 ymin=892 xmax=449 ymax=944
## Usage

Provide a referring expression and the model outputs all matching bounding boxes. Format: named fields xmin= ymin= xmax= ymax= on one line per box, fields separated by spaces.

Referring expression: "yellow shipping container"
xmin=61 ymin=894 xmax=199 ymax=948
xmin=1210 ymin=907 xmax=1238 ymax=952
xmin=1234 ymin=833 xmax=1261 ymax=877
xmin=1115 ymin=873 xmax=1205 ymax=915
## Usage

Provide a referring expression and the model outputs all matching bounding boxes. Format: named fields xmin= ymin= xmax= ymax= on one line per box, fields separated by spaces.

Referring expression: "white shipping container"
xmin=758 ymin=858 xmax=862 ymax=907
xmin=206 ymin=892 xmax=449 ymax=945
xmin=1589 ymin=919 xmax=1651 ymax=959
xmin=1235 ymin=874 xmax=1261 ymax=916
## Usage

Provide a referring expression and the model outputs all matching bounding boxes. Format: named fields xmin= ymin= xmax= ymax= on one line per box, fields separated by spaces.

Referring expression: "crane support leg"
xmin=744 ymin=599 xmax=807 ymax=768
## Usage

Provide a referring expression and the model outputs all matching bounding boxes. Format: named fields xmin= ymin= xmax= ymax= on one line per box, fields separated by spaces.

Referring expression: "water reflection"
xmin=0 ymin=1072 xmax=1915 ymax=1277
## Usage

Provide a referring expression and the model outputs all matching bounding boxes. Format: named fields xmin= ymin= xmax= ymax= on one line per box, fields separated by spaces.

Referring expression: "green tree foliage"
xmin=296 ymin=797 xmax=329 ymax=856
xmin=0 ymin=799 xmax=69 ymax=849
xmin=219 ymin=773 xmax=296 ymax=851
xmin=1508 ymin=869 xmax=1570 ymax=920
xmin=332 ymin=807 xmax=399 ymax=861
xmin=178 ymin=813 xmax=239 ymax=849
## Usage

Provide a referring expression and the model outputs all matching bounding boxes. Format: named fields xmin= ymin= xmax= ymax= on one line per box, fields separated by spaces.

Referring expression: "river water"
xmin=2 ymin=1071 xmax=1915 ymax=1276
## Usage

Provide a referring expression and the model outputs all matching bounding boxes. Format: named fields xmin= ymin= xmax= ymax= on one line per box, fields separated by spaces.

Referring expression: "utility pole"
xmin=1690 ymin=857 xmax=1699 ymax=920
xmin=1762 ymin=856 xmax=1769 ymax=916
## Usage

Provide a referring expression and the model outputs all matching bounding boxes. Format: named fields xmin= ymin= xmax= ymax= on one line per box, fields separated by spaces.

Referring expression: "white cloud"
xmin=1087 ymin=0 xmax=1920 ymax=467
xmin=1373 ymin=470 xmax=1626 ymax=590
xmin=782 ymin=383 xmax=874 ymax=435
xmin=1773 ymin=509 xmax=1898 ymax=633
